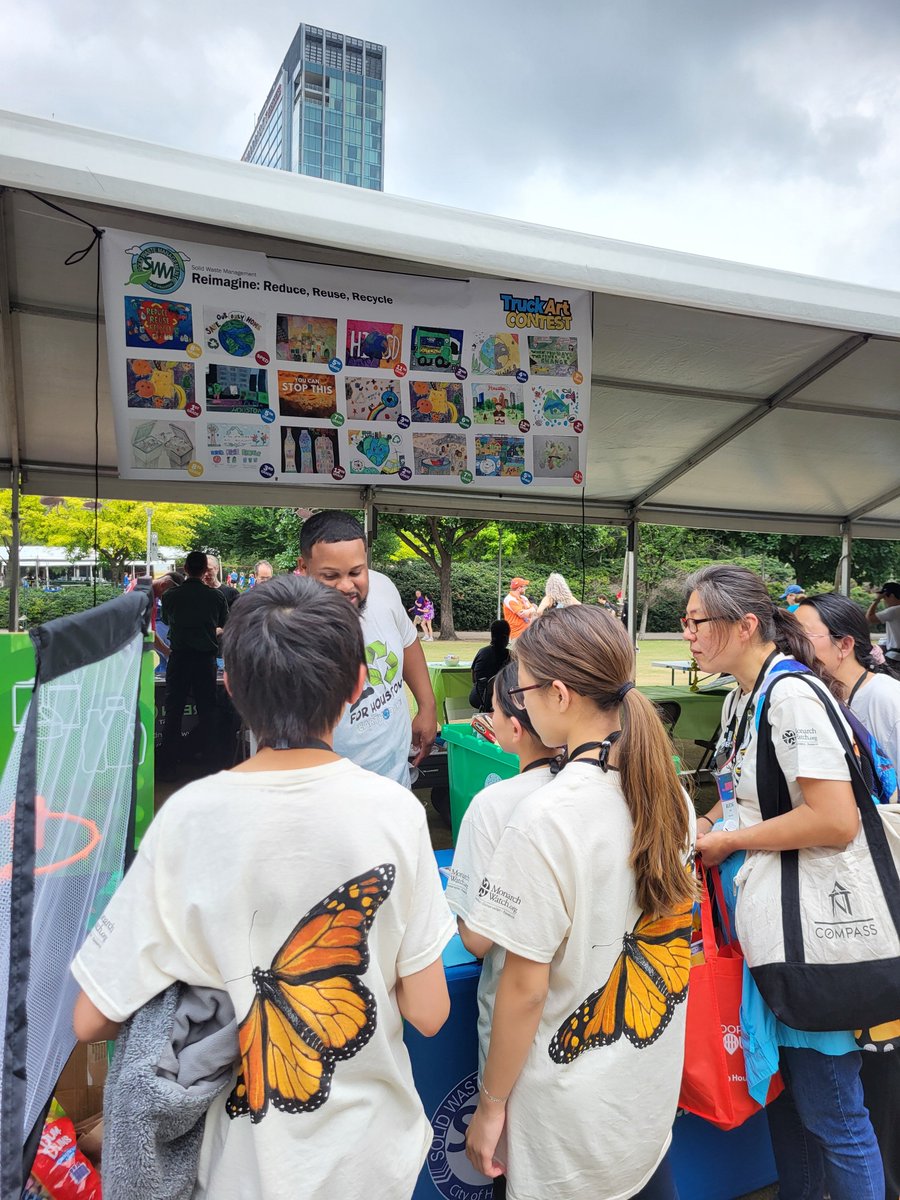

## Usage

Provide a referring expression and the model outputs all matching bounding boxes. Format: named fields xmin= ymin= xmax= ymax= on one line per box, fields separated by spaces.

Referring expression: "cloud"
xmin=2 ymin=0 xmax=900 ymax=286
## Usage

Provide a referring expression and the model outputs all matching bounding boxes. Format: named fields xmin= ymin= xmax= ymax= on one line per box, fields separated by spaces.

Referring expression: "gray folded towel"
xmin=102 ymin=982 xmax=238 ymax=1200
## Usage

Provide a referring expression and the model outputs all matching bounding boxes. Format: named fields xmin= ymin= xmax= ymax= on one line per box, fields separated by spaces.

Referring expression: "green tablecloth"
xmin=428 ymin=662 xmax=474 ymax=720
xmin=639 ymin=685 xmax=730 ymax=741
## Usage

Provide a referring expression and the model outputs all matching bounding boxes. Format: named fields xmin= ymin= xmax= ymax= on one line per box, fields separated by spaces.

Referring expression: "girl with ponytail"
xmin=683 ymin=564 xmax=883 ymax=1200
xmin=464 ymin=606 xmax=694 ymax=1200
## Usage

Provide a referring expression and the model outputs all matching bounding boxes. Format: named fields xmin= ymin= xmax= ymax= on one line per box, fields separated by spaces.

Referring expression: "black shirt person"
xmin=158 ymin=551 xmax=228 ymax=780
xmin=469 ymin=619 xmax=511 ymax=711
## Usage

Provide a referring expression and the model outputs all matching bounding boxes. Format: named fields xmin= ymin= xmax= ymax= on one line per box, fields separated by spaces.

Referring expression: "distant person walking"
xmin=537 ymin=572 xmax=581 ymax=614
xmin=253 ymin=559 xmax=274 ymax=584
xmin=502 ymin=577 xmax=537 ymax=640
xmin=409 ymin=589 xmax=435 ymax=641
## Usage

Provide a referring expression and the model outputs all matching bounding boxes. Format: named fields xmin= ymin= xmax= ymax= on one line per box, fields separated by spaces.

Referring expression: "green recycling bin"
xmin=440 ymin=723 xmax=518 ymax=843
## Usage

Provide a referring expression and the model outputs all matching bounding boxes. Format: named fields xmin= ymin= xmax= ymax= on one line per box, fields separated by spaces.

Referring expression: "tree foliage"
xmin=378 ymin=514 xmax=490 ymax=639
xmin=37 ymin=498 xmax=208 ymax=582
xmin=193 ymin=505 xmax=305 ymax=571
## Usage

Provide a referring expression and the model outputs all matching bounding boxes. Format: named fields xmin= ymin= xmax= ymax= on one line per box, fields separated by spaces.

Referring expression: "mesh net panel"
xmin=0 ymin=631 xmax=143 ymax=1140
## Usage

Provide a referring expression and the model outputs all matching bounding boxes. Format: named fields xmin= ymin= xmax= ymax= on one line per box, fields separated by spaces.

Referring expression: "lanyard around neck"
xmin=848 ymin=669 xmax=870 ymax=706
xmin=719 ymin=648 xmax=780 ymax=769
xmin=566 ymin=733 xmax=622 ymax=773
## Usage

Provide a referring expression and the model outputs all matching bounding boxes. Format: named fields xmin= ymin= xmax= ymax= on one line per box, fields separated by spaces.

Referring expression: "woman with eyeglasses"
xmin=464 ymin=605 xmax=695 ymax=1200
xmin=795 ymin=591 xmax=900 ymax=1200
xmin=682 ymin=564 xmax=883 ymax=1200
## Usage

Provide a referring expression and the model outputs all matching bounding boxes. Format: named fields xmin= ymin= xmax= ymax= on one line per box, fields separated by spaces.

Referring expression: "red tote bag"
xmin=679 ymin=863 xmax=782 ymax=1130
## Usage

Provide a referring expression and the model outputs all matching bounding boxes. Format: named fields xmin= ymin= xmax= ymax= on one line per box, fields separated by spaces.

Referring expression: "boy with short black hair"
xmin=72 ymin=575 xmax=454 ymax=1200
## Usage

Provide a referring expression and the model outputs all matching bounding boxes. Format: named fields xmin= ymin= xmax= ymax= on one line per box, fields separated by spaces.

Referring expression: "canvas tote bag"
xmin=734 ymin=673 xmax=900 ymax=1031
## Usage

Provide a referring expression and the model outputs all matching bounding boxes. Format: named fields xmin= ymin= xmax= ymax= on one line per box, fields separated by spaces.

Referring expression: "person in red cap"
xmin=503 ymin=577 xmax=537 ymax=640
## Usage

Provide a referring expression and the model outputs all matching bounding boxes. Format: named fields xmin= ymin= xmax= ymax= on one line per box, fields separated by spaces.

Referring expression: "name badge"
xmin=714 ymin=767 xmax=739 ymax=832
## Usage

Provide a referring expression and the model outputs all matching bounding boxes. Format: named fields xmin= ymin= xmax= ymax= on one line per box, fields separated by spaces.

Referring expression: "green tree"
xmin=717 ymin=532 xmax=900 ymax=590
xmin=193 ymin=505 xmax=305 ymax=572
xmin=39 ymin=498 xmax=208 ymax=583
xmin=636 ymin=526 xmax=716 ymax=636
xmin=0 ymin=493 xmax=55 ymax=549
xmin=378 ymin=515 xmax=490 ymax=639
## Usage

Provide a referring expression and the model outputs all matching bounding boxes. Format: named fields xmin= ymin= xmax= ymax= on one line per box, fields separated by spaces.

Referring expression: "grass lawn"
xmin=419 ymin=634 xmax=692 ymax=688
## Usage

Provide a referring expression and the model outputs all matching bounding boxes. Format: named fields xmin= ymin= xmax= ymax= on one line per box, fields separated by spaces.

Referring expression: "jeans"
xmin=766 ymin=1047 xmax=884 ymax=1200
xmin=859 ymin=1050 xmax=900 ymax=1200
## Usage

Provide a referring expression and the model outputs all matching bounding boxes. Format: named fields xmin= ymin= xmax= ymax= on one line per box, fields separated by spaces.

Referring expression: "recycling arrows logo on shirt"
xmin=365 ymin=640 xmax=399 ymax=687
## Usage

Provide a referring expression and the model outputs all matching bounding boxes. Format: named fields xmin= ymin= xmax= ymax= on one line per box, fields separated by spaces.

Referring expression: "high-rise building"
xmin=243 ymin=24 xmax=385 ymax=191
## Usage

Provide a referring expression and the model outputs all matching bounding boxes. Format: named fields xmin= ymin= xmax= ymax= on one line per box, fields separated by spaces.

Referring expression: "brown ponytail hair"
xmin=515 ymin=607 xmax=694 ymax=918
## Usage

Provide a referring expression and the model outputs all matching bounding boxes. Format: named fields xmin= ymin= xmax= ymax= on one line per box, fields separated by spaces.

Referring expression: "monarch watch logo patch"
xmin=126 ymin=242 xmax=189 ymax=294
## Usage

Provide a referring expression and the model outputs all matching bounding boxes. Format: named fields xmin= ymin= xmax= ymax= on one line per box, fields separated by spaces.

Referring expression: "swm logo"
xmin=125 ymin=242 xmax=189 ymax=294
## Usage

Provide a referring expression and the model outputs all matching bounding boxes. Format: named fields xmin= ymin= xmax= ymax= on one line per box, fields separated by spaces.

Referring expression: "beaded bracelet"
xmin=480 ymin=1082 xmax=508 ymax=1105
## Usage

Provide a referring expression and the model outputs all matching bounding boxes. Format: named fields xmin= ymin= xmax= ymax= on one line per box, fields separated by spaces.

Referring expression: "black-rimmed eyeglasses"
xmin=680 ymin=616 xmax=727 ymax=635
xmin=507 ymin=683 xmax=546 ymax=710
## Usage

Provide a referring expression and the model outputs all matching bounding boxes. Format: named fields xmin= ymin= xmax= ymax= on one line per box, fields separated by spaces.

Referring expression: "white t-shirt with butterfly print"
xmin=465 ymin=763 xmax=696 ymax=1200
xmin=444 ymin=766 xmax=555 ymax=1073
xmin=71 ymin=758 xmax=455 ymax=1200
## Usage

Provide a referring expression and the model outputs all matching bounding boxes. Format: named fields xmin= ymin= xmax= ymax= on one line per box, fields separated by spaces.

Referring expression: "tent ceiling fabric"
xmin=0 ymin=110 xmax=898 ymax=538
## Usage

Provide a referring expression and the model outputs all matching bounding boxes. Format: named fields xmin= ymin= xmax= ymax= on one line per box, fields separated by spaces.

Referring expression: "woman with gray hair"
xmin=536 ymin=571 xmax=580 ymax=614
xmin=682 ymin=563 xmax=882 ymax=1200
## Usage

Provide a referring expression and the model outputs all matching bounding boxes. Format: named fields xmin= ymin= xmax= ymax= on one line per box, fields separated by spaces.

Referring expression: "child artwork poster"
xmin=102 ymin=227 xmax=592 ymax=488
xmin=281 ymin=425 xmax=340 ymax=475
xmin=125 ymin=298 xmax=193 ymax=351
xmin=127 ymin=359 xmax=195 ymax=410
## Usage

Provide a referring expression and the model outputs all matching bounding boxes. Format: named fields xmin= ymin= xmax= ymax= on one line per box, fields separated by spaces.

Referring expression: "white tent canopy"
xmin=0 ymin=109 xmax=898 ymax=539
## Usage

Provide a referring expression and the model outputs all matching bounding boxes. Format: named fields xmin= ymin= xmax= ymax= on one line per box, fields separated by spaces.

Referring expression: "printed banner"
xmin=102 ymin=229 xmax=593 ymax=490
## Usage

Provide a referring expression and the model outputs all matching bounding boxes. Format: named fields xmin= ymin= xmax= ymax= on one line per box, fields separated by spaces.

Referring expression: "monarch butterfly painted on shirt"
xmin=226 ymin=864 xmax=395 ymax=1122
xmin=548 ymin=902 xmax=692 ymax=1063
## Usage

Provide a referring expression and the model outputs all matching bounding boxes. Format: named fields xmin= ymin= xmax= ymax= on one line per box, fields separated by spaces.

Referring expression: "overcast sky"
xmin=3 ymin=0 xmax=900 ymax=289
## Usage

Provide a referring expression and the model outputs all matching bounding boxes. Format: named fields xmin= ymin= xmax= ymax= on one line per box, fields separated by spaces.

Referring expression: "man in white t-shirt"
xmin=71 ymin=575 xmax=454 ymax=1200
xmin=867 ymin=581 xmax=900 ymax=669
xmin=298 ymin=511 xmax=437 ymax=788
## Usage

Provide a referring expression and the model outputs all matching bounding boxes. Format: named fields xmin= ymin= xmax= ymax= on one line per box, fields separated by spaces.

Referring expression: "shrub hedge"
xmin=0 ymin=583 xmax=122 ymax=628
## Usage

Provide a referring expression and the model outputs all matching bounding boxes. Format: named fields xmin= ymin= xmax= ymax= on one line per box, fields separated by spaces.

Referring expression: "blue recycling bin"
xmin=405 ymin=851 xmax=492 ymax=1200
xmin=406 ymin=852 xmax=777 ymax=1200
xmin=670 ymin=1109 xmax=777 ymax=1199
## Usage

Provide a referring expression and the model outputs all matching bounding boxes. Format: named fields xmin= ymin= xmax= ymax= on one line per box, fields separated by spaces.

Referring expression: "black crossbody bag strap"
xmin=756 ymin=671 xmax=900 ymax=964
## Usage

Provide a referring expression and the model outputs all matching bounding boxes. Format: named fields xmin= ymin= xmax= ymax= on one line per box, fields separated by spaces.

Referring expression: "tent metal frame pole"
xmin=838 ymin=523 xmax=853 ymax=596
xmin=362 ymin=487 xmax=377 ymax=561
xmin=625 ymin=520 xmax=639 ymax=645
xmin=8 ymin=468 xmax=19 ymax=632
xmin=0 ymin=190 xmax=24 ymax=632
